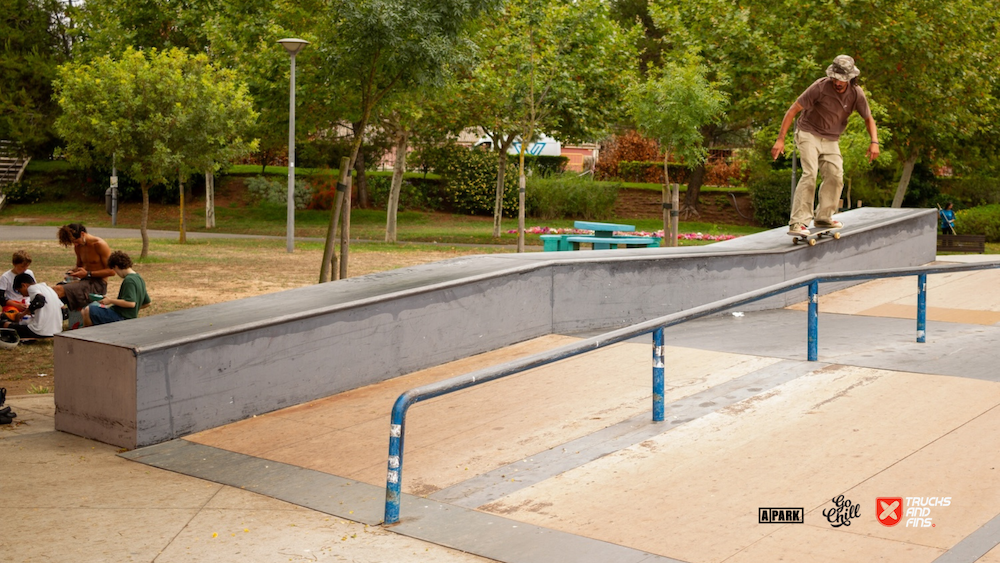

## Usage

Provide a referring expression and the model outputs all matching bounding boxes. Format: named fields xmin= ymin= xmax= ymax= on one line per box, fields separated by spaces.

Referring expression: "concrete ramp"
xmin=56 ymin=207 xmax=938 ymax=448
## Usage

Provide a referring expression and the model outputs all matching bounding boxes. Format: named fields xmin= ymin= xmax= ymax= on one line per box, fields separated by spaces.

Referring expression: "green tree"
xmin=628 ymin=58 xmax=727 ymax=246
xmin=202 ymin=0 xmax=317 ymax=173
xmin=54 ymin=48 xmax=257 ymax=258
xmin=75 ymin=0 xmax=213 ymax=56
xmin=0 ymin=0 xmax=73 ymax=156
xmin=173 ymin=55 xmax=258 ymax=237
xmin=650 ymin=0 xmax=1000 ymax=208
xmin=461 ymin=0 xmax=639 ymax=247
xmin=311 ymin=0 xmax=503 ymax=280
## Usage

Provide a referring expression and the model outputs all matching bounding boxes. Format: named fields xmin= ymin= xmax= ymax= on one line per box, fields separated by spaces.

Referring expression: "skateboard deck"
xmin=789 ymin=226 xmax=841 ymax=246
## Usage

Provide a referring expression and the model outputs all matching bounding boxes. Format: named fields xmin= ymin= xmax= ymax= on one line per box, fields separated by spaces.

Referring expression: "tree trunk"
xmin=517 ymin=146 xmax=526 ymax=253
xmin=140 ymin=183 xmax=150 ymax=259
xmin=340 ymin=175 xmax=352 ymax=279
xmin=320 ymin=156 xmax=351 ymax=282
xmin=891 ymin=154 xmax=919 ymax=208
xmin=493 ymin=151 xmax=508 ymax=238
xmin=354 ymin=147 xmax=369 ymax=208
xmin=178 ymin=168 xmax=186 ymax=244
xmin=322 ymin=110 xmax=369 ymax=282
xmin=205 ymin=170 xmax=215 ymax=229
xmin=351 ymin=120 xmax=370 ymax=208
xmin=662 ymin=151 xmax=670 ymax=246
xmin=671 ymin=175 xmax=680 ymax=248
xmin=681 ymin=162 xmax=706 ymax=219
xmin=386 ymin=130 xmax=408 ymax=243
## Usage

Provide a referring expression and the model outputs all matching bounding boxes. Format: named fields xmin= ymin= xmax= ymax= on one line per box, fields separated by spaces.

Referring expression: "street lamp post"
xmin=278 ymin=38 xmax=309 ymax=253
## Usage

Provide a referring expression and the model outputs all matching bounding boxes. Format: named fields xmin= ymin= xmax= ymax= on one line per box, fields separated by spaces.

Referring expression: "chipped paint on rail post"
xmin=917 ymin=273 xmax=927 ymax=343
xmin=808 ymin=280 xmax=819 ymax=361
xmin=653 ymin=327 xmax=665 ymax=422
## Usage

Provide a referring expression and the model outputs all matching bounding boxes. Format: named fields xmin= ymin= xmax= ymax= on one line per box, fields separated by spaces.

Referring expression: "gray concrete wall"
xmin=54 ymin=208 xmax=938 ymax=448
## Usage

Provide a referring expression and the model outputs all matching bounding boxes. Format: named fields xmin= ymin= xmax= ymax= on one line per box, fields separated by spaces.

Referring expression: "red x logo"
xmin=877 ymin=497 xmax=903 ymax=526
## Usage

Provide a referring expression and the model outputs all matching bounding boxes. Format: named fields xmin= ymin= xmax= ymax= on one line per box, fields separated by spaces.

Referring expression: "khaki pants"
xmin=790 ymin=130 xmax=843 ymax=227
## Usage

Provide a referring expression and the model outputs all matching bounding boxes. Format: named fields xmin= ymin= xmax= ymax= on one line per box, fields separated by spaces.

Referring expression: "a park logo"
xmin=877 ymin=497 xmax=903 ymax=527
xmin=758 ymin=507 xmax=804 ymax=524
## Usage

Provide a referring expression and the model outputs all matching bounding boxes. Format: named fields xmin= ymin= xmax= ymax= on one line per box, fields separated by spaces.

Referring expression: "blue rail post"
xmin=808 ymin=280 xmax=819 ymax=361
xmin=917 ymin=273 xmax=927 ymax=343
xmin=384 ymin=396 xmax=408 ymax=525
xmin=652 ymin=327 xmax=665 ymax=422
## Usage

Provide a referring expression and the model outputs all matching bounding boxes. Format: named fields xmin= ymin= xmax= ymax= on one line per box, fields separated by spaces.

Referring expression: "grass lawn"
xmin=0 ymin=236 xmax=510 ymax=396
xmin=1 ymin=186 xmax=764 ymax=246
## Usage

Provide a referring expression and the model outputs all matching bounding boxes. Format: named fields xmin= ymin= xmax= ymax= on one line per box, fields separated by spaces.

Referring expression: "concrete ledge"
xmin=55 ymin=208 xmax=937 ymax=448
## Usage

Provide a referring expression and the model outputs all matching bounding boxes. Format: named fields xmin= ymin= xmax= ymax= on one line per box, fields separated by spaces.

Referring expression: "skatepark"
xmin=4 ymin=207 xmax=1000 ymax=562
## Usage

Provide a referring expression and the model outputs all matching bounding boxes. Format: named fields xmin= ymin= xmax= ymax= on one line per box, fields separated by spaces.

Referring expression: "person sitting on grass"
xmin=52 ymin=223 xmax=113 ymax=312
xmin=81 ymin=251 xmax=151 ymax=327
xmin=0 ymin=250 xmax=34 ymax=311
xmin=0 ymin=273 xmax=63 ymax=340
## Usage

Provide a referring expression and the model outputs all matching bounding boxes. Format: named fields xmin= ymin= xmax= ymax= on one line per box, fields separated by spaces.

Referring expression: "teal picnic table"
xmin=541 ymin=221 xmax=660 ymax=251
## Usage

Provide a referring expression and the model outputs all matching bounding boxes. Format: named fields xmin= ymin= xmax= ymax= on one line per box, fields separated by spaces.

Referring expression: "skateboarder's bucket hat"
xmin=826 ymin=55 xmax=861 ymax=82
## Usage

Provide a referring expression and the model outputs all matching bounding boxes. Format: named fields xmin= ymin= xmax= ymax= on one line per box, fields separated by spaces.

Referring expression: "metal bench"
xmin=566 ymin=236 xmax=661 ymax=250
xmin=541 ymin=221 xmax=660 ymax=251
xmin=937 ymin=234 xmax=986 ymax=254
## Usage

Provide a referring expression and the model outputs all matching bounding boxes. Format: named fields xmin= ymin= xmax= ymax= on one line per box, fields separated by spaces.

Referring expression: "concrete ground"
xmin=3 ymin=254 xmax=1000 ymax=562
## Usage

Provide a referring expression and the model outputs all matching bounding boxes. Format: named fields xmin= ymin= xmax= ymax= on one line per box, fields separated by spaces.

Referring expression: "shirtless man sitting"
xmin=53 ymin=223 xmax=113 ymax=311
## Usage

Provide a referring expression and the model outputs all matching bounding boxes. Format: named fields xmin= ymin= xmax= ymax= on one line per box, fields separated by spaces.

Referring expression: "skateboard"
xmin=789 ymin=226 xmax=841 ymax=246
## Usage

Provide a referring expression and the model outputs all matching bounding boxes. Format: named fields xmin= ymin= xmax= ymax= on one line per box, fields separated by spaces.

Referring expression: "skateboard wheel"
xmin=833 ymin=232 xmax=841 ymax=239
xmin=808 ymin=238 xmax=816 ymax=246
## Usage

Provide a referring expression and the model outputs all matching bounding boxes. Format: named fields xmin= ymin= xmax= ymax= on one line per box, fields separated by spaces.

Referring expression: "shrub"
xmin=901 ymin=161 xmax=940 ymax=207
xmin=365 ymin=175 xmax=444 ymax=211
xmin=618 ymin=160 xmax=662 ymax=183
xmin=438 ymin=145 xmax=518 ymax=216
xmin=938 ymin=176 xmax=1000 ymax=207
xmin=244 ymin=175 xmax=312 ymax=209
xmin=747 ymin=169 xmax=792 ymax=228
xmin=522 ymin=154 xmax=569 ymax=177
xmin=525 ymin=174 xmax=619 ymax=220
xmin=956 ymin=204 xmax=1000 ymax=242
xmin=704 ymin=158 xmax=750 ymax=187
xmin=0 ymin=179 xmax=44 ymax=204
xmin=308 ymin=174 xmax=448 ymax=212
xmin=595 ymin=130 xmax=660 ymax=181
xmin=297 ymin=137 xmax=353 ymax=169
xmin=615 ymin=160 xmax=690 ymax=184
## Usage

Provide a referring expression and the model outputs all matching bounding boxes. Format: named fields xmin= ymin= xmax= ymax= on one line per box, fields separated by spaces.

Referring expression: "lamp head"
xmin=278 ymin=38 xmax=309 ymax=56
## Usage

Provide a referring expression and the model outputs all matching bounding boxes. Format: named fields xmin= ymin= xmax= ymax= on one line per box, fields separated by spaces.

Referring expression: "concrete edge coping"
xmin=54 ymin=208 xmax=936 ymax=355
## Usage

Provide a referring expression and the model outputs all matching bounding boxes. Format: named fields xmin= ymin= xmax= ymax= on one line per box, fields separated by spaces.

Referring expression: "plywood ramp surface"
xmin=186 ymin=334 xmax=776 ymax=497
xmin=480 ymin=365 xmax=1000 ymax=563
xmin=788 ymin=268 xmax=1000 ymax=325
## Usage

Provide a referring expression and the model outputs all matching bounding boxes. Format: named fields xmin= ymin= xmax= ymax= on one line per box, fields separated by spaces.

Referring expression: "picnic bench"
xmin=937 ymin=234 xmax=986 ymax=254
xmin=541 ymin=221 xmax=660 ymax=251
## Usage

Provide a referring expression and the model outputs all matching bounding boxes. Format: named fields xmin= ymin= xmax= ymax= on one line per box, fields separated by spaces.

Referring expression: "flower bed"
xmin=510 ymin=226 xmax=738 ymax=242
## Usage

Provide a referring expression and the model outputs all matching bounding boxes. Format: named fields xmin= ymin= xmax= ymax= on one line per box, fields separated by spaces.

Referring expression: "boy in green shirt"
xmin=82 ymin=250 xmax=151 ymax=326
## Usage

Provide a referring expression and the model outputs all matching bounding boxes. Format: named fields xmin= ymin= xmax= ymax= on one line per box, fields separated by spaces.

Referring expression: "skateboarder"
xmin=771 ymin=55 xmax=880 ymax=236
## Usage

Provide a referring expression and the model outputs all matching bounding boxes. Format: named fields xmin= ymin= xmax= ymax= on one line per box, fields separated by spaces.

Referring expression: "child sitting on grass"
xmin=81 ymin=251 xmax=151 ymax=327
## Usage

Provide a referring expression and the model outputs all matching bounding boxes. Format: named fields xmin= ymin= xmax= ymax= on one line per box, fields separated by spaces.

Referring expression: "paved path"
xmin=0 ymin=224 xmax=523 ymax=249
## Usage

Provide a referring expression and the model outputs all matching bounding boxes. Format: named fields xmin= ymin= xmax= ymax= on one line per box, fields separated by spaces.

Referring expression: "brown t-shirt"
xmin=796 ymin=78 xmax=872 ymax=141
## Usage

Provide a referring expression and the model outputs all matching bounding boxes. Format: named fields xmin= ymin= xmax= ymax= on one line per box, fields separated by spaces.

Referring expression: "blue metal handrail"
xmin=383 ymin=260 xmax=1000 ymax=523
